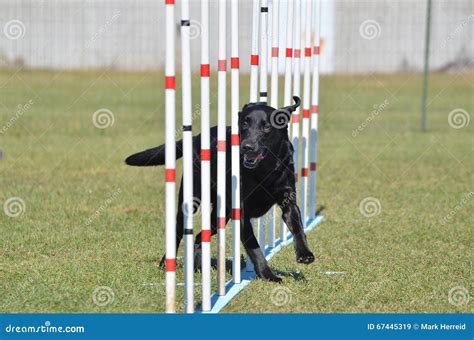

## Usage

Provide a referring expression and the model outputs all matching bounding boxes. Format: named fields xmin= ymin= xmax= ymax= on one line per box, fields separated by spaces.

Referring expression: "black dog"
xmin=125 ymin=96 xmax=314 ymax=282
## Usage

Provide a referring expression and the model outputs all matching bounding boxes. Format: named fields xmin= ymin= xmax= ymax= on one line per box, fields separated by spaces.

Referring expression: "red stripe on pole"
xmin=165 ymin=76 xmax=175 ymax=90
xmin=217 ymin=141 xmax=226 ymax=152
xmin=231 ymin=134 xmax=240 ymax=146
xmin=165 ymin=169 xmax=175 ymax=182
xmin=313 ymin=46 xmax=320 ymax=55
xmin=272 ymin=47 xmax=279 ymax=57
xmin=218 ymin=217 xmax=226 ymax=229
xmin=218 ymin=60 xmax=227 ymax=71
xmin=286 ymin=48 xmax=293 ymax=58
xmin=201 ymin=64 xmax=210 ymax=77
xmin=301 ymin=167 xmax=309 ymax=177
xmin=305 ymin=47 xmax=311 ymax=57
xmin=292 ymin=114 xmax=299 ymax=123
xmin=165 ymin=0 xmax=175 ymax=4
xmin=294 ymin=49 xmax=301 ymax=58
xmin=232 ymin=208 xmax=241 ymax=220
xmin=231 ymin=57 xmax=239 ymax=69
xmin=251 ymin=54 xmax=259 ymax=65
xmin=201 ymin=149 xmax=211 ymax=161
xmin=166 ymin=258 xmax=176 ymax=272
xmin=310 ymin=162 xmax=317 ymax=171
xmin=311 ymin=105 xmax=319 ymax=114
xmin=201 ymin=230 xmax=211 ymax=242
xmin=303 ymin=109 xmax=310 ymax=118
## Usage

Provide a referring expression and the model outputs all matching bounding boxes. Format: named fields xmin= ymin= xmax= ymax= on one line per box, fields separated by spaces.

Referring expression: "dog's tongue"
xmin=246 ymin=152 xmax=264 ymax=161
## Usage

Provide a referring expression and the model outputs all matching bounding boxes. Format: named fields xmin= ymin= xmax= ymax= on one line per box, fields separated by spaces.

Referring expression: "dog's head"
xmin=239 ymin=96 xmax=300 ymax=169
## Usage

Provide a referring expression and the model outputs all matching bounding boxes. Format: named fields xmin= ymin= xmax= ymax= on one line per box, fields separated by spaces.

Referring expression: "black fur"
xmin=125 ymin=96 xmax=314 ymax=282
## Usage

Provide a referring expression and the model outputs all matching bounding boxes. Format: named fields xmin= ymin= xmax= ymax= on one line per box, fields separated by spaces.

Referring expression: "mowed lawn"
xmin=0 ymin=68 xmax=472 ymax=313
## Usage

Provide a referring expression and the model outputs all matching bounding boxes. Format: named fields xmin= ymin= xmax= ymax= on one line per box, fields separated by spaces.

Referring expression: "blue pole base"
xmin=197 ymin=215 xmax=325 ymax=313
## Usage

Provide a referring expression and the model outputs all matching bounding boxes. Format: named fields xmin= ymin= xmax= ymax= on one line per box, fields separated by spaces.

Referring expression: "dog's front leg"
xmin=280 ymin=201 xmax=315 ymax=264
xmin=241 ymin=218 xmax=282 ymax=283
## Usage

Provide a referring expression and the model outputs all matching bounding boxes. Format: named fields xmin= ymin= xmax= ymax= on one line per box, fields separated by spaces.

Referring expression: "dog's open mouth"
xmin=243 ymin=150 xmax=266 ymax=169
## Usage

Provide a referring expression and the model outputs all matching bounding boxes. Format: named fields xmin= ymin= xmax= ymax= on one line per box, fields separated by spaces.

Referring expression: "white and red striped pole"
xmin=217 ymin=0 xmax=227 ymax=296
xmin=200 ymin=0 xmax=212 ymax=312
xmin=246 ymin=0 xmax=260 ymax=273
xmin=309 ymin=0 xmax=321 ymax=219
xmin=231 ymin=0 xmax=241 ymax=284
xmin=280 ymin=0 xmax=294 ymax=244
xmin=164 ymin=0 xmax=176 ymax=314
xmin=300 ymin=0 xmax=312 ymax=224
xmin=267 ymin=0 xmax=279 ymax=249
xmin=181 ymin=0 xmax=194 ymax=314
xmin=291 ymin=0 xmax=302 ymax=185
xmin=257 ymin=0 xmax=269 ymax=251
xmin=249 ymin=0 xmax=260 ymax=103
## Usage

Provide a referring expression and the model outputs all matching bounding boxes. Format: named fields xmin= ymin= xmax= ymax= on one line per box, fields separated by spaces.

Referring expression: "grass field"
xmin=0 ymin=68 xmax=472 ymax=313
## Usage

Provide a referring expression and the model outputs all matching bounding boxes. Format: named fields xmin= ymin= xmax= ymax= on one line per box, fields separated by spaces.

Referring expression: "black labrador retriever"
xmin=125 ymin=96 xmax=314 ymax=282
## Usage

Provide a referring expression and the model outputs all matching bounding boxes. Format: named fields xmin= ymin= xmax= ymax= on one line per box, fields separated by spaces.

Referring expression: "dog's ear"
xmin=281 ymin=96 xmax=301 ymax=113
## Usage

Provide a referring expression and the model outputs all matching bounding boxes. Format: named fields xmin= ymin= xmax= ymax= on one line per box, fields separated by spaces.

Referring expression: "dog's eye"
xmin=263 ymin=124 xmax=272 ymax=133
xmin=242 ymin=121 xmax=249 ymax=129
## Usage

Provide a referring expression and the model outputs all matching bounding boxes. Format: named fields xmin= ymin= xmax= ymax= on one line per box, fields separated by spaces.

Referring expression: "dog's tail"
xmin=125 ymin=140 xmax=183 ymax=166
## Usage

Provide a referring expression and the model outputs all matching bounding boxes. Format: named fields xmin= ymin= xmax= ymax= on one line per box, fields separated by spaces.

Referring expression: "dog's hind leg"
xmin=241 ymin=218 xmax=282 ymax=283
xmin=280 ymin=202 xmax=315 ymax=264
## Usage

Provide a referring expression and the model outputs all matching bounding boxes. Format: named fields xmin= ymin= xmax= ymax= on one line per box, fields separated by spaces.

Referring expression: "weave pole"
xmin=280 ymin=0 xmax=294 ymax=244
xmin=246 ymin=0 xmax=260 ymax=273
xmin=200 ymin=0 xmax=211 ymax=312
xmin=231 ymin=0 xmax=241 ymax=284
xmin=181 ymin=0 xmax=194 ymax=314
xmin=267 ymin=0 xmax=279 ymax=249
xmin=216 ymin=0 xmax=227 ymax=296
xmin=309 ymin=0 xmax=321 ymax=219
xmin=257 ymin=0 xmax=269 ymax=251
xmin=164 ymin=0 xmax=176 ymax=314
xmin=300 ymin=0 xmax=312 ymax=223
xmin=291 ymin=0 xmax=302 ymax=185
xmin=250 ymin=0 xmax=260 ymax=103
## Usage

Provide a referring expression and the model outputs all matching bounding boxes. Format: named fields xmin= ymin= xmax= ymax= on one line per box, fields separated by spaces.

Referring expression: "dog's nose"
xmin=242 ymin=142 xmax=255 ymax=152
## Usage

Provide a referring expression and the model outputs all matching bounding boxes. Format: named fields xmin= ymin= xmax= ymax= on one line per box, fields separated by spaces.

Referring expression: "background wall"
xmin=0 ymin=0 xmax=472 ymax=73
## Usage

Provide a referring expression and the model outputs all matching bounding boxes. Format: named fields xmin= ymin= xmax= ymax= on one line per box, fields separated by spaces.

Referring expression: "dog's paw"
xmin=296 ymin=251 xmax=315 ymax=264
xmin=257 ymin=268 xmax=283 ymax=283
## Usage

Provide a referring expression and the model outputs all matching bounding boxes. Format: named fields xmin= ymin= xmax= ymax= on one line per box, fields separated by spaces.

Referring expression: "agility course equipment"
xmin=164 ymin=0 xmax=323 ymax=314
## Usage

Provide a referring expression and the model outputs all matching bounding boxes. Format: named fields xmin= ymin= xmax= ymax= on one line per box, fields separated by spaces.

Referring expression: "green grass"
xmin=0 ymin=68 xmax=472 ymax=313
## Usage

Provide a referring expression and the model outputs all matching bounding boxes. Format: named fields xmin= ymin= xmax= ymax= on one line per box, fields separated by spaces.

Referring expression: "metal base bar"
xmin=196 ymin=215 xmax=325 ymax=313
